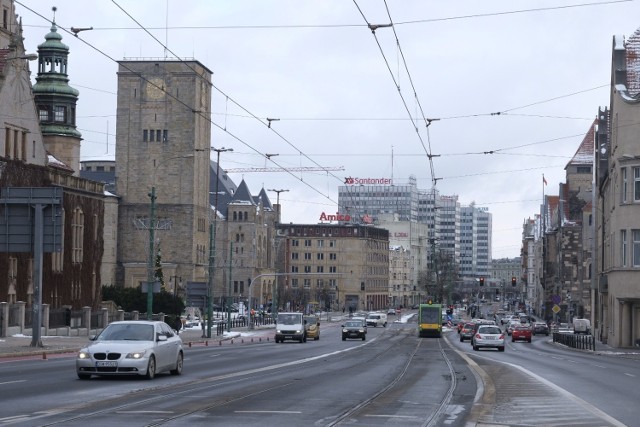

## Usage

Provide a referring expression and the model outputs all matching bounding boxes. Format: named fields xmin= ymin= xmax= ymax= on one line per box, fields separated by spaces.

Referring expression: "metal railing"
xmin=553 ymin=332 xmax=596 ymax=351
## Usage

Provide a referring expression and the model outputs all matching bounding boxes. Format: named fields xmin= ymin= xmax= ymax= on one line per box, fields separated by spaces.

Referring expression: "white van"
xmin=275 ymin=312 xmax=307 ymax=343
xmin=366 ymin=312 xmax=387 ymax=327
xmin=573 ymin=318 xmax=591 ymax=335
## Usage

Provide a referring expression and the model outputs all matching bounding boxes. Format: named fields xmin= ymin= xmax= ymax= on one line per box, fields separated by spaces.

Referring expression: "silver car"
xmin=76 ymin=320 xmax=184 ymax=380
xmin=472 ymin=324 xmax=505 ymax=352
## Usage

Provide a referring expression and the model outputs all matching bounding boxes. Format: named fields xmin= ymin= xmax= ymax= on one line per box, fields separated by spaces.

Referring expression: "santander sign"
xmin=344 ymin=176 xmax=392 ymax=185
xmin=319 ymin=212 xmax=352 ymax=222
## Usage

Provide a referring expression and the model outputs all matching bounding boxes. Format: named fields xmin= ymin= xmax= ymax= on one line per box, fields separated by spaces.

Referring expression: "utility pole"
xmin=227 ymin=242 xmax=233 ymax=332
xmin=208 ymin=147 xmax=233 ymax=338
xmin=268 ymin=188 xmax=288 ymax=319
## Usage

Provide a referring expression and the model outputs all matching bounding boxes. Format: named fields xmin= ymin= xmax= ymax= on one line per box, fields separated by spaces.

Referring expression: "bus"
xmin=418 ymin=303 xmax=442 ymax=337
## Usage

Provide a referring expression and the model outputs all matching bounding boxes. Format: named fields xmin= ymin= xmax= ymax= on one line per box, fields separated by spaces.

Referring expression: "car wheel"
xmin=460 ymin=337 xmax=464 ymax=342
xmin=77 ymin=373 xmax=91 ymax=380
xmin=473 ymin=345 xmax=478 ymax=351
xmin=512 ymin=338 xmax=515 ymax=342
xmin=145 ymin=356 xmax=156 ymax=380
xmin=527 ymin=338 xmax=532 ymax=343
xmin=170 ymin=352 xmax=183 ymax=375
xmin=342 ymin=336 xmax=346 ymax=341
xmin=362 ymin=336 xmax=366 ymax=341
xmin=315 ymin=336 xmax=319 ymax=341
xmin=498 ymin=346 xmax=505 ymax=352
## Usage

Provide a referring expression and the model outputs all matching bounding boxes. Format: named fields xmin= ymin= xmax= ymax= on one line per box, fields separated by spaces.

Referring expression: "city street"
xmin=0 ymin=312 xmax=638 ymax=426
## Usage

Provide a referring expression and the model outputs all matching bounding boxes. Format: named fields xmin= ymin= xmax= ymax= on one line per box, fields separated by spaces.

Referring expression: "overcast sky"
xmin=15 ymin=0 xmax=640 ymax=258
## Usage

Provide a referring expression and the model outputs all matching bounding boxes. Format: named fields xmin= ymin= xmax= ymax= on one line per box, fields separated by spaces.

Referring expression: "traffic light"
xmin=479 ymin=277 xmax=485 ymax=286
xmin=511 ymin=276 xmax=517 ymax=287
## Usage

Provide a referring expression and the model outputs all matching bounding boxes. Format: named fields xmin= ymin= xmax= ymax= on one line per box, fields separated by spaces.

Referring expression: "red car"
xmin=512 ymin=325 xmax=532 ymax=342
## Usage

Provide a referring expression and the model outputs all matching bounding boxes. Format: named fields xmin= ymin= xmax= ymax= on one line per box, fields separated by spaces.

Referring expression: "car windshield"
xmin=277 ymin=314 xmax=300 ymax=325
xmin=345 ymin=321 xmax=361 ymax=327
xmin=479 ymin=326 xmax=502 ymax=334
xmin=303 ymin=316 xmax=317 ymax=324
xmin=97 ymin=323 xmax=154 ymax=341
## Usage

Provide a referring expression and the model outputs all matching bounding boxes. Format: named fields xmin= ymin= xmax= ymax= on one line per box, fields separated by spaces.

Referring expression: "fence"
xmin=552 ymin=332 xmax=596 ymax=351
xmin=0 ymin=301 xmax=271 ymax=338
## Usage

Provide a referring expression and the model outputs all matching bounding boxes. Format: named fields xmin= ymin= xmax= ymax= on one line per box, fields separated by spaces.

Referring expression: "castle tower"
xmin=32 ymin=9 xmax=81 ymax=175
xmin=115 ymin=60 xmax=212 ymax=290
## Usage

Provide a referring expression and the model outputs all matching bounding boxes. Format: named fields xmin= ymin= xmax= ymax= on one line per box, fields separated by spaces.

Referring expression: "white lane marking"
xmin=624 ymin=373 xmax=635 ymax=377
xmin=365 ymin=414 xmax=419 ymax=419
xmin=0 ymin=380 xmax=26 ymax=386
xmin=116 ymin=411 xmax=174 ymax=414
xmin=236 ymin=411 xmax=301 ymax=414
xmin=592 ymin=364 xmax=607 ymax=368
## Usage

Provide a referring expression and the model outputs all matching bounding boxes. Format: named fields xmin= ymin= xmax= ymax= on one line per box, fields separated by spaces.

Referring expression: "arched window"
xmin=72 ymin=207 xmax=84 ymax=263
xmin=244 ymin=211 xmax=248 ymax=221
xmin=233 ymin=211 xmax=237 ymax=221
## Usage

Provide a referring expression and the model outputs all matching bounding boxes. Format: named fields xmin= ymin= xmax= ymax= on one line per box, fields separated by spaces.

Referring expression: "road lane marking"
xmin=624 ymin=373 xmax=635 ymax=377
xmin=0 ymin=380 xmax=26 ymax=386
xmin=236 ymin=411 xmax=301 ymax=414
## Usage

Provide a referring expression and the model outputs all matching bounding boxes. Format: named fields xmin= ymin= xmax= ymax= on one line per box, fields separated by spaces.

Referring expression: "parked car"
xmin=532 ymin=322 xmax=550 ymax=336
xmin=573 ymin=318 xmax=591 ymax=334
xmin=342 ymin=320 xmax=367 ymax=340
xmin=472 ymin=324 xmax=505 ymax=351
xmin=512 ymin=325 xmax=532 ymax=342
xmin=76 ymin=320 xmax=184 ymax=380
xmin=387 ymin=308 xmax=396 ymax=315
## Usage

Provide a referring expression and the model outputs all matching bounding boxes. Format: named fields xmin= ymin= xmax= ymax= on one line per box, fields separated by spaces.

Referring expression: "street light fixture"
xmin=207 ymin=147 xmax=233 ymax=338
xmin=268 ymin=189 xmax=289 ymax=223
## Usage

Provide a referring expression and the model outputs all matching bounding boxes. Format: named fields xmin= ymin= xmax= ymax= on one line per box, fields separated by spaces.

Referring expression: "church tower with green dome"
xmin=32 ymin=7 xmax=81 ymax=176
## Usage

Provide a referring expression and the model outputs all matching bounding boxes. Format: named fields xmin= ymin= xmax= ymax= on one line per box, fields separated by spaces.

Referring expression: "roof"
xmin=565 ymin=120 xmax=595 ymax=168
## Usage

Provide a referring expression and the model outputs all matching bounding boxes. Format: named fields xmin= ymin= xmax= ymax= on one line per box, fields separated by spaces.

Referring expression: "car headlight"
xmin=359 ymin=329 xmax=364 ymax=333
xmin=77 ymin=351 xmax=91 ymax=359
xmin=295 ymin=330 xmax=301 ymax=334
xmin=342 ymin=329 xmax=348 ymax=333
xmin=276 ymin=329 xmax=282 ymax=333
xmin=125 ymin=350 xmax=148 ymax=359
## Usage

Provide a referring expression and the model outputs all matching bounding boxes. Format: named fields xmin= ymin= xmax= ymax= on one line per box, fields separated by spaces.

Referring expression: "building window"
xmin=72 ymin=207 xmax=84 ymax=263
xmin=304 ymin=239 xmax=311 ymax=247
xmin=317 ymin=266 xmax=324 ymax=273
xmin=291 ymin=266 xmax=298 ymax=273
xmin=292 ymin=239 xmax=299 ymax=247
xmin=317 ymin=253 xmax=324 ymax=260
xmin=329 ymin=253 xmax=336 ymax=260
xmin=304 ymin=266 xmax=311 ymax=273
xmin=54 ymin=106 xmax=66 ymax=122
xmin=633 ymin=230 xmax=640 ymax=267
xmin=303 ymin=279 xmax=311 ymax=288
xmin=291 ymin=252 xmax=299 ymax=260
xmin=39 ymin=108 xmax=49 ymax=121
xmin=291 ymin=278 xmax=299 ymax=288
xmin=149 ymin=129 xmax=155 ymax=142
xmin=634 ymin=167 xmax=640 ymax=201
xmin=622 ymin=167 xmax=627 ymax=203
xmin=621 ymin=229 xmax=627 ymax=267
xmin=143 ymin=129 xmax=148 ymax=141
xmin=163 ymin=130 xmax=168 ymax=142
xmin=317 ymin=240 xmax=324 ymax=247
xmin=329 ymin=266 xmax=336 ymax=273
xmin=156 ymin=130 xmax=161 ymax=142
xmin=304 ymin=253 xmax=311 ymax=260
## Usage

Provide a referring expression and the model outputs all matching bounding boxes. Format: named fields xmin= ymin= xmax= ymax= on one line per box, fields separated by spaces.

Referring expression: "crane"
xmin=224 ymin=166 xmax=344 ymax=173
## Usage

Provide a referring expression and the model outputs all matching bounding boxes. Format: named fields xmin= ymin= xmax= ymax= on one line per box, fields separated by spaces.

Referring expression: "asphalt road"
xmin=1 ymin=313 xmax=637 ymax=427
xmin=0 ymin=316 xmax=476 ymax=427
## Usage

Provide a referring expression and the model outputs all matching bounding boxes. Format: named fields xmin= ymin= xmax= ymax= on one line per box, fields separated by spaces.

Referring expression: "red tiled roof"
xmin=565 ymin=120 xmax=596 ymax=169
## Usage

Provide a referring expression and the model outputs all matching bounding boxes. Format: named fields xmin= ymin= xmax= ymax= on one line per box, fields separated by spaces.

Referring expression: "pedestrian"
xmin=173 ymin=315 xmax=182 ymax=334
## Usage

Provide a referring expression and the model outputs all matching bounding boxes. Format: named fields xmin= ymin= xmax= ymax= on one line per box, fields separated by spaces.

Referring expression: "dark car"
xmin=342 ymin=320 xmax=367 ymax=341
xmin=459 ymin=322 xmax=476 ymax=342
xmin=532 ymin=322 xmax=550 ymax=336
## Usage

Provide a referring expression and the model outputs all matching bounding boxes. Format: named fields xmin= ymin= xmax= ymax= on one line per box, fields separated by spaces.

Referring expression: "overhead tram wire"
xmin=352 ymin=0 xmax=438 ymax=186
xmin=107 ymin=0 xmax=371 ymax=222
xmin=16 ymin=1 xmax=348 ymax=213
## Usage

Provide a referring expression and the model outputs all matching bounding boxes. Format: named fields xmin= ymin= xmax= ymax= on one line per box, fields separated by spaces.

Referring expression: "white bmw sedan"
xmin=76 ymin=320 xmax=183 ymax=380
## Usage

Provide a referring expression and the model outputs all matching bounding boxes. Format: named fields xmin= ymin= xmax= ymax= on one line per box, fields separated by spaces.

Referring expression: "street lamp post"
xmin=146 ymin=153 xmax=196 ymax=320
xmin=208 ymin=147 xmax=233 ymax=338
xmin=268 ymin=189 xmax=288 ymax=319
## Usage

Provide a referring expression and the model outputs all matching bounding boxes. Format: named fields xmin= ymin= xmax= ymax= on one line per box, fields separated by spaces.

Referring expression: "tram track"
xmin=29 ymin=326 xmax=461 ymax=427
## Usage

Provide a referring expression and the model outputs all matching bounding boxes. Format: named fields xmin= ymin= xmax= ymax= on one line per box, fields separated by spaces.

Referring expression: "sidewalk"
xmin=0 ymin=326 xmax=256 ymax=359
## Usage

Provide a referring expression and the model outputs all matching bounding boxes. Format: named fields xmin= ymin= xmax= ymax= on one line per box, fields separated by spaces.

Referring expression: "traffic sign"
xmin=552 ymin=304 xmax=561 ymax=314
xmin=552 ymin=295 xmax=561 ymax=304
